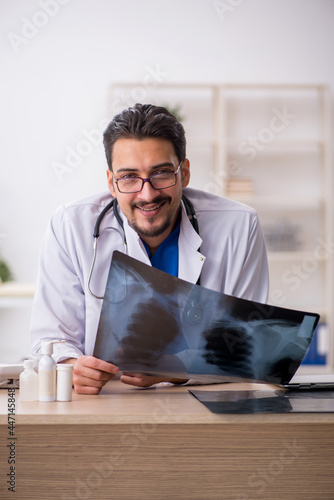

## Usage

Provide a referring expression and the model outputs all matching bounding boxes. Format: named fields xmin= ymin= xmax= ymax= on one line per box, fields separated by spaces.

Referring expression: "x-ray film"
xmin=189 ymin=389 xmax=334 ymax=414
xmin=94 ymin=251 xmax=320 ymax=385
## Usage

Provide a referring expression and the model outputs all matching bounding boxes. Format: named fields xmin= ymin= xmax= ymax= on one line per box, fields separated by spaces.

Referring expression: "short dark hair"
xmin=103 ymin=103 xmax=186 ymax=171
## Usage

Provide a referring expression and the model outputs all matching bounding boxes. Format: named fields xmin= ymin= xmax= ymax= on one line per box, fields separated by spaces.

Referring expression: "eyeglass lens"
xmin=117 ymin=169 xmax=178 ymax=193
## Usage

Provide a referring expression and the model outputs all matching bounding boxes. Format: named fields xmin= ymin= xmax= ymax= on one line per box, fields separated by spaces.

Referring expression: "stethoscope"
xmin=88 ymin=194 xmax=200 ymax=299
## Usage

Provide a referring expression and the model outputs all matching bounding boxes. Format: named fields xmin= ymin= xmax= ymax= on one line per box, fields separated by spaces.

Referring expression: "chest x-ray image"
xmin=94 ymin=252 xmax=319 ymax=385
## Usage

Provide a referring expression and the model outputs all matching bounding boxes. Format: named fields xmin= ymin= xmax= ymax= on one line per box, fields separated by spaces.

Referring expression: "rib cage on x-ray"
xmin=94 ymin=252 xmax=319 ymax=385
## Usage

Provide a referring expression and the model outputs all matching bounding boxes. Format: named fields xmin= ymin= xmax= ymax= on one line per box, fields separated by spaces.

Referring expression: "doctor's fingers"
xmin=72 ymin=372 xmax=116 ymax=395
xmin=120 ymin=373 xmax=165 ymax=387
xmin=73 ymin=365 xmax=117 ymax=384
xmin=75 ymin=355 xmax=119 ymax=375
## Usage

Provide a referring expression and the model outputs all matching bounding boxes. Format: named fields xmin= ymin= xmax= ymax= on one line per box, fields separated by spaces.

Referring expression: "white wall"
xmin=1 ymin=0 xmax=334 ymax=360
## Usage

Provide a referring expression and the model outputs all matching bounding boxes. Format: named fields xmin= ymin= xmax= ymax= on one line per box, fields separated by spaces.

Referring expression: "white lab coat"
xmin=30 ymin=187 xmax=269 ymax=362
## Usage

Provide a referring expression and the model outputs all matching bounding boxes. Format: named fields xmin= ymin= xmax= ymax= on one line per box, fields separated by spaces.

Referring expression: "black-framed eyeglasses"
xmin=113 ymin=164 xmax=182 ymax=194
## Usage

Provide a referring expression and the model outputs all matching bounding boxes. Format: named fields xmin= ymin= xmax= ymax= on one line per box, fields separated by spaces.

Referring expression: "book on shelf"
xmin=225 ymin=178 xmax=254 ymax=197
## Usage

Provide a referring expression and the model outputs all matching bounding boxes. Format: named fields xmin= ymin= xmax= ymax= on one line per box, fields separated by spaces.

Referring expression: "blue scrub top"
xmin=142 ymin=219 xmax=181 ymax=277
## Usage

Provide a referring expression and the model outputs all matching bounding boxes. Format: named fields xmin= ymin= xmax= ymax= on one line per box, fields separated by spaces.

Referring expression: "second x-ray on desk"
xmin=94 ymin=252 xmax=319 ymax=385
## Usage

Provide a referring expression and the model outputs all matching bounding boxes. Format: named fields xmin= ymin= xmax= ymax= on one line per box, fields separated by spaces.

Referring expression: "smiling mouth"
xmin=136 ymin=200 xmax=166 ymax=212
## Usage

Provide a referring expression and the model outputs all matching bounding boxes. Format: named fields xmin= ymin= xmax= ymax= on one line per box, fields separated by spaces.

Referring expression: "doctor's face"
xmin=107 ymin=137 xmax=190 ymax=252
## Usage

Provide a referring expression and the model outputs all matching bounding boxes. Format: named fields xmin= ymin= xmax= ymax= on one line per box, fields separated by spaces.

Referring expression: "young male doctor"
xmin=30 ymin=103 xmax=269 ymax=394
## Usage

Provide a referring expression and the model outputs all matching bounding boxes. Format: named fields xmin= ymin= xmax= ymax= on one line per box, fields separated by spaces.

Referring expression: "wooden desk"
xmin=1 ymin=380 xmax=334 ymax=500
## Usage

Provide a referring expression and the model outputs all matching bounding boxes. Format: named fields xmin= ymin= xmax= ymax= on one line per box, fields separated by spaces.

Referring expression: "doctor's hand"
xmin=61 ymin=356 xmax=119 ymax=394
xmin=120 ymin=373 xmax=188 ymax=388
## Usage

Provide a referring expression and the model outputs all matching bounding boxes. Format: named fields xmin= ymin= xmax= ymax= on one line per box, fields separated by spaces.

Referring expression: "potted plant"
xmin=0 ymin=257 xmax=13 ymax=283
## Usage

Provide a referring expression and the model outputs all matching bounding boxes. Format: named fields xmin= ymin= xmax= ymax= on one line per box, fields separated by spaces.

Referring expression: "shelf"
xmin=226 ymin=139 xmax=325 ymax=152
xmin=224 ymin=195 xmax=325 ymax=210
xmin=0 ymin=283 xmax=35 ymax=308
xmin=0 ymin=282 xmax=35 ymax=298
xmin=187 ymin=138 xmax=220 ymax=147
xmin=267 ymin=251 xmax=324 ymax=261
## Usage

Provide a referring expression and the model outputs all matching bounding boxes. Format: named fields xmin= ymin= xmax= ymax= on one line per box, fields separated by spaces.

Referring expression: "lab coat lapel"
xmin=178 ymin=203 xmax=206 ymax=284
xmin=123 ymin=216 xmax=152 ymax=265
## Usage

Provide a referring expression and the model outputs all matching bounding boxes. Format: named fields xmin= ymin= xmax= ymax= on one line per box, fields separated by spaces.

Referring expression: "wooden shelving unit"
xmin=218 ymin=84 xmax=333 ymax=372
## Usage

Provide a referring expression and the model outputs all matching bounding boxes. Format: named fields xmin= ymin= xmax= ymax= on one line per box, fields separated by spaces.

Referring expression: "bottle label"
xmin=39 ymin=370 xmax=56 ymax=397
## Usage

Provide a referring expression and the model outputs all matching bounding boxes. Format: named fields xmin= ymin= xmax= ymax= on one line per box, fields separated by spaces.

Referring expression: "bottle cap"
xmin=40 ymin=340 xmax=66 ymax=355
xmin=40 ymin=341 xmax=54 ymax=355
xmin=56 ymin=364 xmax=74 ymax=371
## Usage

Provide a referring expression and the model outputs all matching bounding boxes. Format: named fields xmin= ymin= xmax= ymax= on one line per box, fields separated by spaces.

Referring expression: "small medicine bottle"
xmin=38 ymin=340 xmax=66 ymax=402
xmin=19 ymin=360 xmax=38 ymax=401
xmin=56 ymin=364 xmax=74 ymax=401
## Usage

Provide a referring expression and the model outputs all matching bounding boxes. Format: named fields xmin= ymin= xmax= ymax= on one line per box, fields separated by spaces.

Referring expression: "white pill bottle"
xmin=56 ymin=364 xmax=74 ymax=401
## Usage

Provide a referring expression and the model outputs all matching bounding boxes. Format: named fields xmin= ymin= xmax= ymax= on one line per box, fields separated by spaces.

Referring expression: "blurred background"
xmin=1 ymin=0 xmax=333 ymax=367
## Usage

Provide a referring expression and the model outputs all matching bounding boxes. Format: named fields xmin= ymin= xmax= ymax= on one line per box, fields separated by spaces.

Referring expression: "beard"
xmin=130 ymin=214 xmax=174 ymax=238
xmin=128 ymin=196 xmax=178 ymax=239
